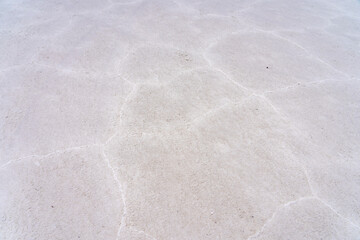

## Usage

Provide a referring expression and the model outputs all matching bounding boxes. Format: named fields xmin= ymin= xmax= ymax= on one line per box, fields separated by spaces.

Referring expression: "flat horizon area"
xmin=1 ymin=0 xmax=360 ymax=239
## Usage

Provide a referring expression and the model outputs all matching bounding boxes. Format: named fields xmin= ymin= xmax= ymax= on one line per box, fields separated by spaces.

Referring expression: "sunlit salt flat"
xmin=1 ymin=0 xmax=360 ymax=239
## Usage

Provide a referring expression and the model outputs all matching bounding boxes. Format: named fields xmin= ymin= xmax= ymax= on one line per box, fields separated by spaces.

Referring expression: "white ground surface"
xmin=1 ymin=0 xmax=360 ymax=239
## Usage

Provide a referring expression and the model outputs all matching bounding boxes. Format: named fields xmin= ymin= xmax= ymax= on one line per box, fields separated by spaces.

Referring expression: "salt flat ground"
xmin=1 ymin=0 xmax=360 ymax=239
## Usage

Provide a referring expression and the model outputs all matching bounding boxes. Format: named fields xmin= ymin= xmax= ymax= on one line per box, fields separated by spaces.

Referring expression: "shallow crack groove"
xmin=189 ymin=102 xmax=231 ymax=125
xmin=252 ymin=93 xmax=283 ymax=115
xmin=302 ymin=166 xmax=316 ymax=196
xmin=102 ymin=84 xmax=139 ymax=240
xmin=105 ymin=84 xmax=138 ymax=145
xmin=189 ymin=94 xmax=255 ymax=125
xmin=201 ymin=52 xmax=254 ymax=94
xmin=316 ymin=198 xmax=360 ymax=230
xmin=247 ymin=195 xmax=360 ymax=240
xmin=101 ymin=146 xmax=127 ymax=240
xmin=0 ymin=144 xmax=101 ymax=170
xmin=247 ymin=196 xmax=316 ymax=240
xmin=136 ymin=66 xmax=211 ymax=89
xmin=214 ymin=66 xmax=253 ymax=93
xmin=127 ymin=226 xmax=158 ymax=240
xmin=263 ymin=79 xmax=330 ymax=94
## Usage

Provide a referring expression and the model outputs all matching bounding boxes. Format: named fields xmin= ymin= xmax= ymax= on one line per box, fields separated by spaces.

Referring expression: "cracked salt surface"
xmin=1 ymin=0 xmax=360 ymax=239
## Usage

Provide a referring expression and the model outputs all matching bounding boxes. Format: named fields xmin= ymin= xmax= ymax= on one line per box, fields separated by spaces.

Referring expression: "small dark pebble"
xmin=266 ymin=66 xmax=269 ymax=69
xmin=51 ymin=206 xmax=54 ymax=208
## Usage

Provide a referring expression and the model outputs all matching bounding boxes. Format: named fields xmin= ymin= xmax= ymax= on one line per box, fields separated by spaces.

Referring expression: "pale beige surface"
xmin=1 ymin=0 xmax=360 ymax=239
